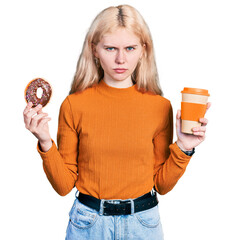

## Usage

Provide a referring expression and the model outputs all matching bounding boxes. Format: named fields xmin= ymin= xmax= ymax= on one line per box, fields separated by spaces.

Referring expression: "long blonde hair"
xmin=70 ymin=5 xmax=162 ymax=95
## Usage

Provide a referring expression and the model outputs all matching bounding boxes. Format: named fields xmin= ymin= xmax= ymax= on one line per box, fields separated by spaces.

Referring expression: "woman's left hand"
xmin=176 ymin=102 xmax=211 ymax=151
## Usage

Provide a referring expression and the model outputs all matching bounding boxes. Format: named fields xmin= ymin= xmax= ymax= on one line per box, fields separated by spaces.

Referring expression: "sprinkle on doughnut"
xmin=25 ymin=78 xmax=52 ymax=108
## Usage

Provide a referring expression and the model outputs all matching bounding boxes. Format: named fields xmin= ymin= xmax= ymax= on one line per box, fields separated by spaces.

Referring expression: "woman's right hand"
xmin=23 ymin=102 xmax=52 ymax=152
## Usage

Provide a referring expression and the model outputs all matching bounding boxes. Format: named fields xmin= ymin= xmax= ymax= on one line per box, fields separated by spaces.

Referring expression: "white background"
xmin=1 ymin=0 xmax=233 ymax=239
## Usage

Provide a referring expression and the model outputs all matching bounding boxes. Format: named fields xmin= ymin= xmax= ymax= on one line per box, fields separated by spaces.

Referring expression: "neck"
xmin=103 ymin=76 xmax=133 ymax=89
xmin=97 ymin=79 xmax=137 ymax=99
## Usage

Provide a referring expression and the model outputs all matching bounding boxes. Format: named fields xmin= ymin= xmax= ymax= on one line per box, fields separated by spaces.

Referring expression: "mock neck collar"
xmin=97 ymin=79 xmax=137 ymax=98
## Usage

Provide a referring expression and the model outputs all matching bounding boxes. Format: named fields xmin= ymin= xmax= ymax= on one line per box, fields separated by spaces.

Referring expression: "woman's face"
xmin=93 ymin=28 xmax=144 ymax=84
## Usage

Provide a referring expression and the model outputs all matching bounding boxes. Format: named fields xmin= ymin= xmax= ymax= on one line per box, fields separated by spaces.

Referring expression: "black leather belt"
xmin=77 ymin=191 xmax=158 ymax=216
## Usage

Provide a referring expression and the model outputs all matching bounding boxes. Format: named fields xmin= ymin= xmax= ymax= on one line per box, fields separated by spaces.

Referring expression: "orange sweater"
xmin=38 ymin=79 xmax=192 ymax=199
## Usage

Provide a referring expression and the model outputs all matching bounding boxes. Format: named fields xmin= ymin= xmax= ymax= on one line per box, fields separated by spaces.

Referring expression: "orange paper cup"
xmin=181 ymin=87 xmax=210 ymax=134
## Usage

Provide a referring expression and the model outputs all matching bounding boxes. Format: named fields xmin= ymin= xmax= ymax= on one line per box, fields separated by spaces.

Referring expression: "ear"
xmin=143 ymin=43 xmax=147 ymax=57
xmin=140 ymin=43 xmax=146 ymax=59
xmin=92 ymin=43 xmax=98 ymax=58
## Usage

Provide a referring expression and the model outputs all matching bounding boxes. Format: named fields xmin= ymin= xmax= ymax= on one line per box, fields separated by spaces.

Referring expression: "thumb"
xmin=176 ymin=109 xmax=181 ymax=119
xmin=176 ymin=109 xmax=181 ymax=133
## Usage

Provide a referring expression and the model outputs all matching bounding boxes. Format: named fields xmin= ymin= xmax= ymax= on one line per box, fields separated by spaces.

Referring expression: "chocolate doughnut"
xmin=25 ymin=78 xmax=52 ymax=107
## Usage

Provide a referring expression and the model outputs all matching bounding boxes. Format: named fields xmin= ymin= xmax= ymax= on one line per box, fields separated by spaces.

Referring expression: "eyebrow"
xmin=103 ymin=44 xmax=138 ymax=48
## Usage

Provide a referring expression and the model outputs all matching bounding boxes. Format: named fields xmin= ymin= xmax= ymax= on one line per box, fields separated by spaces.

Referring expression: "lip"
xmin=113 ymin=68 xmax=127 ymax=73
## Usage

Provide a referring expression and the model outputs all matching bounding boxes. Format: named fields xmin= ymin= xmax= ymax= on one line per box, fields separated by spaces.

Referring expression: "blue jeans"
xmin=65 ymin=191 xmax=164 ymax=240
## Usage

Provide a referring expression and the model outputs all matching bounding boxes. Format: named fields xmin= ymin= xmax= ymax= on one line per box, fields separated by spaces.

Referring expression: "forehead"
xmin=100 ymin=28 xmax=141 ymax=45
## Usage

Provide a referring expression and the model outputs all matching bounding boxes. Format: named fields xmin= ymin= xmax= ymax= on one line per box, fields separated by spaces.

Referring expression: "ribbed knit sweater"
xmin=38 ymin=79 xmax=192 ymax=199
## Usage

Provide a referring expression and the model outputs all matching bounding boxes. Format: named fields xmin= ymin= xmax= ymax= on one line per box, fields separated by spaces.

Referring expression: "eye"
xmin=105 ymin=47 xmax=115 ymax=51
xmin=126 ymin=46 xmax=135 ymax=51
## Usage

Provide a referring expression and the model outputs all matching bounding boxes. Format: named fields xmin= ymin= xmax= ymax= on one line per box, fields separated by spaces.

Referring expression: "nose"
xmin=115 ymin=50 xmax=125 ymax=64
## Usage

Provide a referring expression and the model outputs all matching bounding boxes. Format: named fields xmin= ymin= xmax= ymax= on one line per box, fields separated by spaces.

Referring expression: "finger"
xmin=37 ymin=117 xmax=51 ymax=129
xmin=23 ymin=102 xmax=33 ymax=115
xmin=39 ymin=117 xmax=51 ymax=126
xmin=32 ymin=118 xmax=51 ymax=140
xmin=30 ymin=113 xmax=49 ymax=130
xmin=199 ymin=118 xmax=208 ymax=126
xmin=206 ymin=102 xmax=211 ymax=112
xmin=193 ymin=131 xmax=205 ymax=137
xmin=38 ymin=106 xmax=48 ymax=115
xmin=38 ymin=108 xmax=44 ymax=114
xmin=176 ymin=109 xmax=181 ymax=119
xmin=24 ymin=104 xmax=43 ymax=128
xmin=176 ymin=110 xmax=181 ymax=128
xmin=192 ymin=126 xmax=206 ymax=133
xmin=32 ymin=112 xmax=48 ymax=122
xmin=25 ymin=104 xmax=42 ymax=119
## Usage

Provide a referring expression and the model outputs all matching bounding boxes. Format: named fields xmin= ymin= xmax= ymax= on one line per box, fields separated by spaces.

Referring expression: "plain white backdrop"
xmin=1 ymin=0 xmax=233 ymax=239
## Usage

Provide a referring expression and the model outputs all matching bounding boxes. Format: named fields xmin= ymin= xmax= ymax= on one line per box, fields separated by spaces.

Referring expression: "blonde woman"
xmin=23 ymin=5 xmax=210 ymax=240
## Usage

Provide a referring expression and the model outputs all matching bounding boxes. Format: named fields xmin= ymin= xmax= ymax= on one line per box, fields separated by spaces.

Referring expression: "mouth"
xmin=113 ymin=68 xmax=127 ymax=74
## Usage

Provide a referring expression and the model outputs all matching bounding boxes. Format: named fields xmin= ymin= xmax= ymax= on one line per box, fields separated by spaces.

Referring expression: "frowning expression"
xmin=93 ymin=28 xmax=144 ymax=83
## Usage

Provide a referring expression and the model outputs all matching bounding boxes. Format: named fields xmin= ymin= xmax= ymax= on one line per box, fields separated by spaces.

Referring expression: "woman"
xmin=23 ymin=5 xmax=210 ymax=240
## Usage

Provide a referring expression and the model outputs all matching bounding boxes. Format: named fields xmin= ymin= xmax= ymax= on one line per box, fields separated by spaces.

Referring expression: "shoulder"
xmin=143 ymin=92 xmax=172 ymax=110
xmin=155 ymin=95 xmax=171 ymax=107
xmin=60 ymin=85 xmax=97 ymax=117
xmin=63 ymin=85 xmax=97 ymax=107
xmin=145 ymin=94 xmax=173 ymax=127
xmin=154 ymin=95 xmax=172 ymax=120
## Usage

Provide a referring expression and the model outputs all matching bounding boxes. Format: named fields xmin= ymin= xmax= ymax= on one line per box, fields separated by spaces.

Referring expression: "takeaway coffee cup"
xmin=181 ymin=87 xmax=210 ymax=134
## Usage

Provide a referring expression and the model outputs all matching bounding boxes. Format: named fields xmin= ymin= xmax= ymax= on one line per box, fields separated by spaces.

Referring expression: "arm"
xmin=153 ymin=101 xmax=211 ymax=195
xmin=153 ymin=102 xmax=192 ymax=195
xmin=38 ymin=97 xmax=79 ymax=196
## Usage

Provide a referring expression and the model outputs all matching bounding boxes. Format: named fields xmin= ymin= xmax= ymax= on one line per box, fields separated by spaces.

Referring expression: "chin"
xmin=113 ymin=75 xmax=131 ymax=82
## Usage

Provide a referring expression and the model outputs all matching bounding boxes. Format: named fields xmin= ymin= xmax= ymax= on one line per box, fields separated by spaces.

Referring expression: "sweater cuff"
xmin=37 ymin=139 xmax=57 ymax=161
xmin=169 ymin=142 xmax=192 ymax=161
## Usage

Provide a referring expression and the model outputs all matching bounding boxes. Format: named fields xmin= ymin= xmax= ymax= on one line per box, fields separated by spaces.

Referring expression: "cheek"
xmin=99 ymin=59 xmax=108 ymax=70
xmin=99 ymin=54 xmax=114 ymax=69
xmin=128 ymin=55 xmax=141 ymax=68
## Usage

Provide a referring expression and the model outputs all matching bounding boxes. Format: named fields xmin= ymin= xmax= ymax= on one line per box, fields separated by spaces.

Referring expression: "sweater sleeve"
xmin=37 ymin=97 xmax=79 ymax=196
xmin=153 ymin=101 xmax=192 ymax=195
